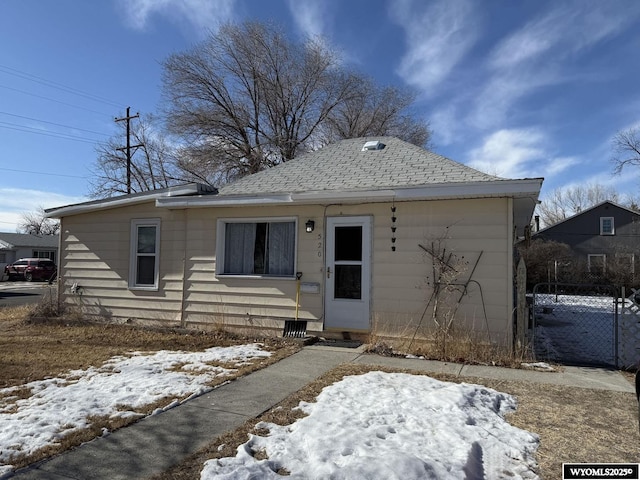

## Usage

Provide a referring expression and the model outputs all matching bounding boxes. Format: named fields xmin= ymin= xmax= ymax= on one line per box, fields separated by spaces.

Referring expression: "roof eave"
xmin=46 ymin=183 xmax=215 ymax=218
xmin=156 ymin=178 xmax=544 ymax=209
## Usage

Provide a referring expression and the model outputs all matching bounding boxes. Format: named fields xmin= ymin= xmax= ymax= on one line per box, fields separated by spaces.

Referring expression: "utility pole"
xmin=115 ymin=107 xmax=143 ymax=194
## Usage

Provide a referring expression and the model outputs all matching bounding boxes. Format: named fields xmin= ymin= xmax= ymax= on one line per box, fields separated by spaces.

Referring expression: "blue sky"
xmin=1 ymin=0 xmax=640 ymax=231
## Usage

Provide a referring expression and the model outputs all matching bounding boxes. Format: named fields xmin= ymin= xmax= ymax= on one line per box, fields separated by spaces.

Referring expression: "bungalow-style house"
xmin=531 ymin=201 xmax=640 ymax=285
xmin=0 ymin=232 xmax=59 ymax=273
xmin=46 ymin=137 xmax=543 ymax=344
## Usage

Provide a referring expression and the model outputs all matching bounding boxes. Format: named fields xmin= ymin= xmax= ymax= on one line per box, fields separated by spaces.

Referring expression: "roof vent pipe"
xmin=362 ymin=140 xmax=385 ymax=151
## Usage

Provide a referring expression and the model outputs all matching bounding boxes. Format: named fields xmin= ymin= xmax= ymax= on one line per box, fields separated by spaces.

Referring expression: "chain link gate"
xmin=531 ymin=283 xmax=619 ymax=367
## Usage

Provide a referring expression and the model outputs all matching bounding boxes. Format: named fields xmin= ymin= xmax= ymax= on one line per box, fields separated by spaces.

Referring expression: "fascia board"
xmin=46 ymin=184 xmax=206 ymax=218
xmin=156 ymin=194 xmax=293 ymax=209
xmin=156 ymin=179 xmax=543 ymax=209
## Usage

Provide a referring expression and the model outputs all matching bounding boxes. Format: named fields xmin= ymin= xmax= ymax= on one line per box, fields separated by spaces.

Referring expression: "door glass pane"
xmin=335 ymin=226 xmax=362 ymax=261
xmin=335 ymin=265 xmax=362 ymax=299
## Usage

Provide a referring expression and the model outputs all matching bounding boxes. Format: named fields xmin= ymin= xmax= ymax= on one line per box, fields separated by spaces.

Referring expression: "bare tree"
xmin=90 ymin=114 xmax=184 ymax=198
xmin=161 ymin=21 xmax=431 ymax=183
xmin=319 ymin=77 xmax=431 ymax=147
xmin=18 ymin=207 xmax=59 ymax=235
xmin=517 ymin=239 xmax=576 ymax=288
xmin=536 ymin=183 xmax=620 ymax=227
xmin=612 ymin=127 xmax=640 ymax=175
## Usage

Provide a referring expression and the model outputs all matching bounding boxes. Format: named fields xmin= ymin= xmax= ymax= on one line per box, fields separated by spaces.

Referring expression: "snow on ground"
xmin=0 ymin=344 xmax=271 ymax=476
xmin=533 ymin=293 xmax=616 ymax=366
xmin=202 ymin=371 xmax=540 ymax=480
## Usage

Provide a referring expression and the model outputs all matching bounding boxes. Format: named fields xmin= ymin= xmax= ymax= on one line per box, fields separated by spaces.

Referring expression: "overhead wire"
xmin=0 ymin=64 xmax=131 ymax=144
xmin=0 ymin=167 xmax=87 ymax=179
xmin=0 ymin=83 xmax=113 ymax=117
xmin=0 ymin=64 xmax=125 ymax=109
xmin=0 ymin=122 xmax=105 ymax=145
xmin=0 ymin=65 xmax=139 ymax=193
xmin=0 ymin=111 xmax=110 ymax=137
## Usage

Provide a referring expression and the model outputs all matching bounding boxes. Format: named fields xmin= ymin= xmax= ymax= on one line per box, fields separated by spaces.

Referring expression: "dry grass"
xmin=0 ymin=303 xmax=301 ymax=468
xmin=0 ymin=304 xmax=299 ymax=389
xmin=152 ymin=364 xmax=640 ymax=480
xmin=367 ymin=320 xmax=533 ymax=368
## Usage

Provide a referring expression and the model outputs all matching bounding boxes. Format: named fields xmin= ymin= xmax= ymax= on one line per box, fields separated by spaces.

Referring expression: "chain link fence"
xmin=531 ymin=283 xmax=619 ymax=367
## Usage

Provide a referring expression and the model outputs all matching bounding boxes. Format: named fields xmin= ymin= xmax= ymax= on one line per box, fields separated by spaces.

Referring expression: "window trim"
xmin=587 ymin=253 xmax=606 ymax=274
xmin=129 ymin=218 xmax=161 ymax=290
xmin=216 ymin=217 xmax=298 ymax=279
xmin=600 ymin=216 xmax=615 ymax=235
xmin=32 ymin=250 xmax=55 ymax=261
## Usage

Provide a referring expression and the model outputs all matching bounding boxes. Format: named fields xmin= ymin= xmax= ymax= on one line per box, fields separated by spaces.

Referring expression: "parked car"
xmin=4 ymin=258 xmax=57 ymax=282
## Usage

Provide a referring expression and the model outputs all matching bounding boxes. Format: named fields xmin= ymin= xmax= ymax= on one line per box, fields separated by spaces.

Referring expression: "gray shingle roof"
xmin=0 ymin=233 xmax=58 ymax=249
xmin=218 ymin=137 xmax=502 ymax=196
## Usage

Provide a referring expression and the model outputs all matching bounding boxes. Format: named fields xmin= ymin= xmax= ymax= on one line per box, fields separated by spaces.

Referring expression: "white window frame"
xmin=600 ymin=217 xmax=615 ymax=235
xmin=129 ymin=218 xmax=161 ymax=290
xmin=616 ymin=252 xmax=635 ymax=274
xmin=32 ymin=250 xmax=55 ymax=261
xmin=216 ymin=217 xmax=298 ymax=279
xmin=587 ymin=254 xmax=606 ymax=274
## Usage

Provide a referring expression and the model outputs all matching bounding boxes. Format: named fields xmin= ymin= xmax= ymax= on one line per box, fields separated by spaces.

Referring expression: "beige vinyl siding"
xmin=323 ymin=198 xmax=513 ymax=343
xmin=180 ymin=205 xmax=325 ymax=333
xmin=59 ymin=202 xmax=185 ymax=325
xmin=58 ymin=196 xmax=515 ymax=342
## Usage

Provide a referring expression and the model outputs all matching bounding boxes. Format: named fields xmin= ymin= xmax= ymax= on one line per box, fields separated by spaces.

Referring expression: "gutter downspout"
xmin=179 ymin=209 xmax=188 ymax=328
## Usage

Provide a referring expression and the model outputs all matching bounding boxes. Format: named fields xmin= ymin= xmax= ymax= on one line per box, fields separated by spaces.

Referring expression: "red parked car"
xmin=4 ymin=258 xmax=57 ymax=282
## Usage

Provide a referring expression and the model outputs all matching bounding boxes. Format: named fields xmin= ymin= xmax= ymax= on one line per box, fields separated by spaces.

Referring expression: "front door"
xmin=324 ymin=216 xmax=371 ymax=331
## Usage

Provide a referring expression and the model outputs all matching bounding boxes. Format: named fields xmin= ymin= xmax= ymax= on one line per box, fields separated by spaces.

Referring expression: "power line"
xmin=0 ymin=167 xmax=88 ymax=179
xmin=0 ymin=111 xmax=110 ymax=137
xmin=0 ymin=84 xmax=113 ymax=117
xmin=0 ymin=64 xmax=125 ymax=109
xmin=0 ymin=122 xmax=104 ymax=145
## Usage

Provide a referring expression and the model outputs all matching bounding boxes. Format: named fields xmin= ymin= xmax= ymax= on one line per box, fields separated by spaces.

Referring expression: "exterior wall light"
xmin=305 ymin=220 xmax=315 ymax=233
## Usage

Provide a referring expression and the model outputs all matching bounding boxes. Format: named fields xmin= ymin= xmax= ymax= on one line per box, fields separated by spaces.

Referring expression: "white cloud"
xmin=118 ymin=0 xmax=235 ymax=33
xmin=490 ymin=2 xmax=637 ymax=70
xmin=471 ymin=1 xmax=640 ymax=130
xmin=467 ymin=128 xmax=553 ymax=178
xmin=390 ymin=0 xmax=479 ymax=95
xmin=429 ymin=104 xmax=461 ymax=147
xmin=286 ymin=0 xmax=329 ymax=39
xmin=0 ymin=188 xmax=86 ymax=233
xmin=545 ymin=156 xmax=580 ymax=177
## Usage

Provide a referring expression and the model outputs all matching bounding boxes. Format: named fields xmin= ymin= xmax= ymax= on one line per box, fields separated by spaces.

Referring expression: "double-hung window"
xmin=600 ymin=217 xmax=614 ymax=235
xmin=218 ymin=218 xmax=296 ymax=277
xmin=130 ymin=219 xmax=160 ymax=289
xmin=587 ymin=254 xmax=606 ymax=274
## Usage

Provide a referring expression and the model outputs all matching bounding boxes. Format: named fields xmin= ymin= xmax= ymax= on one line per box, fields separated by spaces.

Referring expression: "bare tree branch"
xmin=612 ymin=127 xmax=640 ymax=175
xmin=18 ymin=207 xmax=59 ymax=235
xmin=537 ymin=183 xmax=621 ymax=227
xmin=89 ymin=114 xmax=185 ymax=198
xmin=161 ymin=21 xmax=431 ymax=184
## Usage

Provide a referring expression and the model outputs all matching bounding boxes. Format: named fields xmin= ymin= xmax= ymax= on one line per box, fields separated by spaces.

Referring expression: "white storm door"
xmin=324 ymin=216 xmax=371 ymax=330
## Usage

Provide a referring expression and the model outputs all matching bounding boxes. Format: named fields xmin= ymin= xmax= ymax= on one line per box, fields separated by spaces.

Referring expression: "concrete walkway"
xmin=11 ymin=345 xmax=635 ymax=479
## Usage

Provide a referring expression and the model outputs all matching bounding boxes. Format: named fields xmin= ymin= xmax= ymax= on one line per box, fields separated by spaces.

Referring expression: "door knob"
xmin=327 ymin=267 xmax=332 ymax=279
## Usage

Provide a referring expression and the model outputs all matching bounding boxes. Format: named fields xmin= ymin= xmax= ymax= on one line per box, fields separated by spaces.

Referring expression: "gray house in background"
xmin=531 ymin=201 xmax=640 ymax=283
xmin=0 ymin=233 xmax=59 ymax=272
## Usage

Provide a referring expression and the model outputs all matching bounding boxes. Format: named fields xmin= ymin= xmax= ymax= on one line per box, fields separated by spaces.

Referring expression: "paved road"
xmin=0 ymin=282 xmax=54 ymax=307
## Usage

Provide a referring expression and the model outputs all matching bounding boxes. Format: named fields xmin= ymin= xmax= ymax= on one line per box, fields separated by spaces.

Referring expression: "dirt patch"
xmin=0 ymin=306 xmax=299 ymax=388
xmin=151 ymin=364 xmax=640 ymax=480
xmin=0 ymin=305 xmax=301 ymax=469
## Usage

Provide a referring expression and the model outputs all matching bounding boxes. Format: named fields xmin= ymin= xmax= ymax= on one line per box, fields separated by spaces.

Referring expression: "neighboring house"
xmin=0 ymin=232 xmax=59 ymax=273
xmin=531 ymin=201 xmax=640 ymax=285
xmin=46 ymin=137 xmax=543 ymax=344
